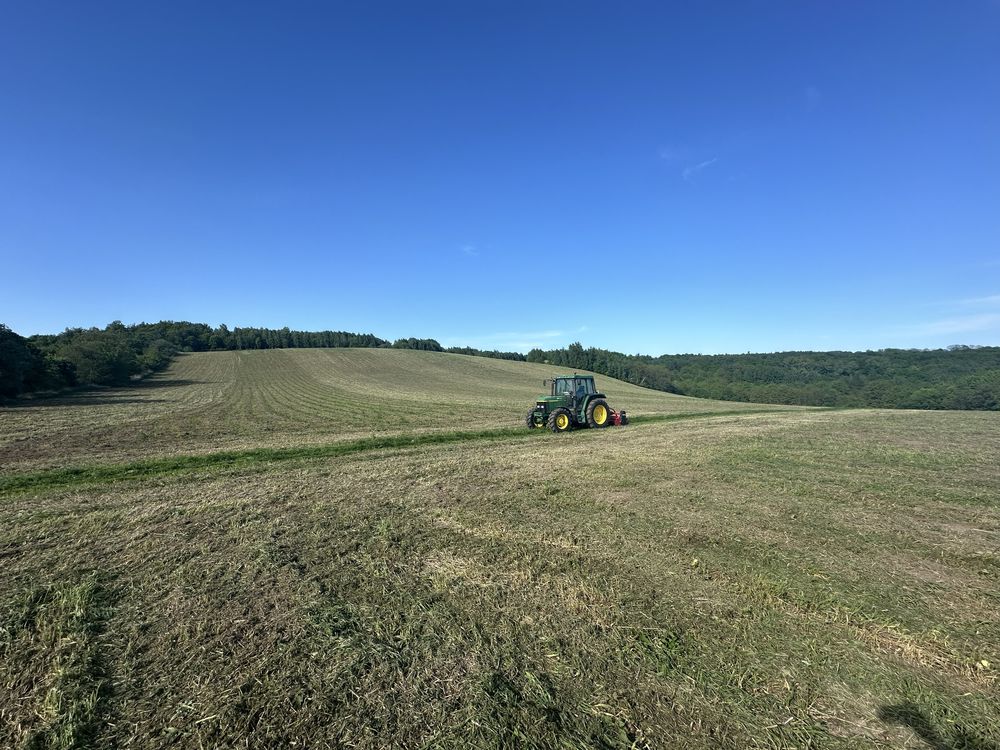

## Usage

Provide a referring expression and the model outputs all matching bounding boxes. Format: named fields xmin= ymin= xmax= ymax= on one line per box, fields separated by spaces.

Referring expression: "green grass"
xmin=1 ymin=576 xmax=112 ymax=750
xmin=1 ymin=350 xmax=998 ymax=748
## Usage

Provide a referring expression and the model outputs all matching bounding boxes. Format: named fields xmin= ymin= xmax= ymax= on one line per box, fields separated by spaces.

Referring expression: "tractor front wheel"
xmin=526 ymin=409 xmax=540 ymax=429
xmin=586 ymin=399 xmax=611 ymax=428
xmin=548 ymin=407 xmax=573 ymax=433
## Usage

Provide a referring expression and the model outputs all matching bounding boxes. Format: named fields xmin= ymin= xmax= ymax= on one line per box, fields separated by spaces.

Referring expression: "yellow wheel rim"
xmin=593 ymin=404 xmax=608 ymax=425
xmin=556 ymin=413 xmax=569 ymax=430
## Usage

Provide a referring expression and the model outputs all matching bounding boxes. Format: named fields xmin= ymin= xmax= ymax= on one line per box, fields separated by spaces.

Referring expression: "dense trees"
xmin=528 ymin=343 xmax=1000 ymax=411
xmin=0 ymin=325 xmax=46 ymax=398
xmin=391 ymin=338 xmax=444 ymax=351
xmin=54 ymin=327 xmax=144 ymax=385
xmin=0 ymin=324 xmax=84 ymax=397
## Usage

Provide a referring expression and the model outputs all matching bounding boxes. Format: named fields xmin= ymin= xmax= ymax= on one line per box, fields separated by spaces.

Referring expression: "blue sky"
xmin=2 ymin=1 xmax=998 ymax=354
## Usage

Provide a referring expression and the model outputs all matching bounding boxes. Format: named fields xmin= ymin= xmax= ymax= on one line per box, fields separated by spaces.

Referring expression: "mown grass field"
xmin=1 ymin=349 xmax=997 ymax=749
xmin=0 ymin=349 xmax=787 ymax=475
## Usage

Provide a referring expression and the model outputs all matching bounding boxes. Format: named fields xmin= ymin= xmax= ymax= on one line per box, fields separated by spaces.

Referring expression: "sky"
xmin=2 ymin=1 xmax=999 ymax=355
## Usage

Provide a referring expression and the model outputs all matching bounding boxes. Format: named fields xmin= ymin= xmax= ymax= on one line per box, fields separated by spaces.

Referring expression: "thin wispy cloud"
xmin=959 ymin=294 xmax=1000 ymax=307
xmin=444 ymin=329 xmax=565 ymax=352
xmin=682 ymin=157 xmax=718 ymax=181
xmin=492 ymin=329 xmax=563 ymax=340
xmin=905 ymin=294 xmax=1000 ymax=340
xmin=657 ymin=146 xmax=685 ymax=162
xmin=460 ymin=244 xmax=479 ymax=257
xmin=906 ymin=313 xmax=1000 ymax=337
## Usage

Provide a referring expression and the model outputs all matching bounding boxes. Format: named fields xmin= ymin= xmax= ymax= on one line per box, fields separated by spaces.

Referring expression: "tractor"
xmin=525 ymin=374 xmax=628 ymax=433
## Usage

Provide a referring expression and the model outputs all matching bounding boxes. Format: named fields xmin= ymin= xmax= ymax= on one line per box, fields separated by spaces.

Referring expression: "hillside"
xmin=1 ymin=349 xmax=998 ymax=748
xmin=529 ymin=344 xmax=1000 ymax=410
xmin=0 ymin=348 xmax=795 ymax=473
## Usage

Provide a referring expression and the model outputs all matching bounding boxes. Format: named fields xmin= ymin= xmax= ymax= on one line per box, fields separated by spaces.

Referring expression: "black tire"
xmin=526 ymin=408 xmax=540 ymax=429
xmin=547 ymin=407 xmax=573 ymax=433
xmin=586 ymin=399 xmax=611 ymax=428
xmin=620 ymin=411 xmax=629 ymax=426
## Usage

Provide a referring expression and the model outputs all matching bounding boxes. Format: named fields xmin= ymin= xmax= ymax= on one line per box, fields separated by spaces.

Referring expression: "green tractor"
xmin=525 ymin=374 xmax=628 ymax=433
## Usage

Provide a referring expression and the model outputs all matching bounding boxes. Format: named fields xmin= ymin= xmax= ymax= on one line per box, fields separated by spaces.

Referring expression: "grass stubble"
xmin=1 ymin=351 xmax=998 ymax=748
xmin=0 ymin=349 xmax=796 ymax=475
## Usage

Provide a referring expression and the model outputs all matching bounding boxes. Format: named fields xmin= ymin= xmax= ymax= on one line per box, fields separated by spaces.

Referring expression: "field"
xmin=0 ymin=349 xmax=786 ymax=475
xmin=1 ymin=349 xmax=998 ymax=749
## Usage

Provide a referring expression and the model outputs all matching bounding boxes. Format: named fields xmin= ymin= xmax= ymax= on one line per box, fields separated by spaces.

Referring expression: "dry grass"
xmin=1 ymin=352 xmax=998 ymax=748
xmin=0 ymin=349 xmax=792 ymax=474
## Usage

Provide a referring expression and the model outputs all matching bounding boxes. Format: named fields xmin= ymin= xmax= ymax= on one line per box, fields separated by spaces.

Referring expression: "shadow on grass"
xmin=125 ymin=377 xmax=205 ymax=390
xmin=2 ymin=379 xmax=205 ymax=408
xmin=878 ymin=703 xmax=998 ymax=750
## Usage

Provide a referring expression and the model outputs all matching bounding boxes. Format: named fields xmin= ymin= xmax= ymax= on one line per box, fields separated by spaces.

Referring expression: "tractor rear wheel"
xmin=586 ymin=399 xmax=611 ymax=428
xmin=548 ymin=407 xmax=573 ymax=433
xmin=526 ymin=409 xmax=539 ymax=429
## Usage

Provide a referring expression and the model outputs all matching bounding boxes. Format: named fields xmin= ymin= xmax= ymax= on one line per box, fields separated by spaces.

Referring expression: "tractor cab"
xmin=552 ymin=375 xmax=596 ymax=403
xmin=525 ymin=374 xmax=627 ymax=432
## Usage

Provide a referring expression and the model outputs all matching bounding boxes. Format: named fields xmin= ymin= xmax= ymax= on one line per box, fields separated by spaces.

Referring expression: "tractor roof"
xmin=555 ymin=374 xmax=594 ymax=379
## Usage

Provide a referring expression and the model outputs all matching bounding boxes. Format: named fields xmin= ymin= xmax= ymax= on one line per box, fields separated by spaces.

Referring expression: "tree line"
xmin=527 ymin=343 xmax=1000 ymax=411
xmin=0 ymin=321 xmax=524 ymax=399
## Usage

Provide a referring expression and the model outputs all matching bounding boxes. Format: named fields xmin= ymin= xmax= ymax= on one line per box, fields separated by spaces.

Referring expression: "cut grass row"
xmin=0 ymin=409 xmax=801 ymax=495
